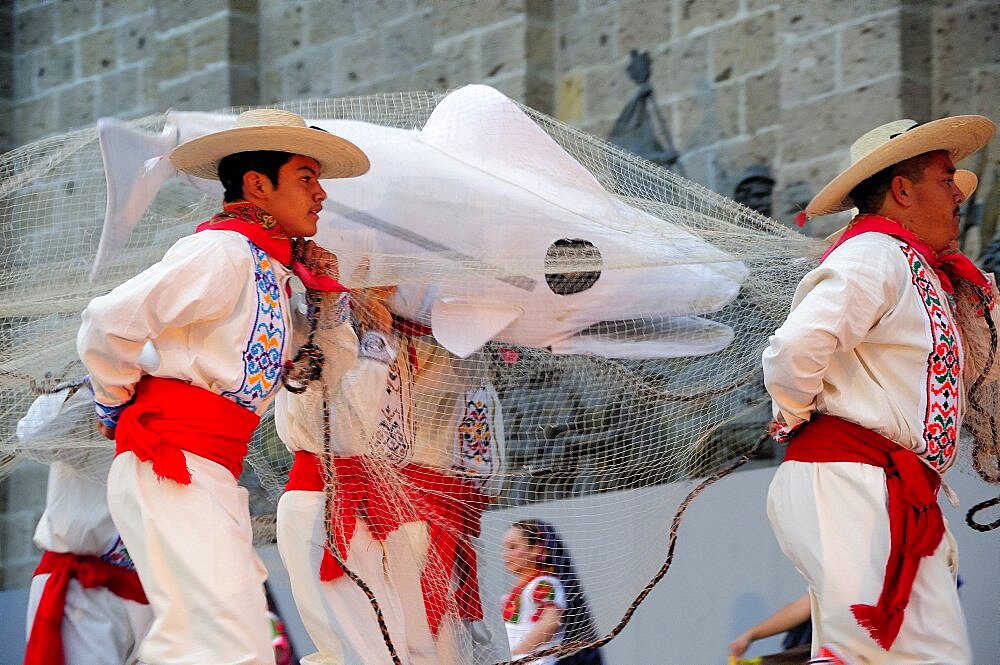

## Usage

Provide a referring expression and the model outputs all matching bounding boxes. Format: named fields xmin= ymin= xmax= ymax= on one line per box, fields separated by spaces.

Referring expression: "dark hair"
xmin=848 ymin=151 xmax=941 ymax=214
xmin=217 ymin=150 xmax=294 ymax=202
xmin=512 ymin=519 xmax=601 ymax=647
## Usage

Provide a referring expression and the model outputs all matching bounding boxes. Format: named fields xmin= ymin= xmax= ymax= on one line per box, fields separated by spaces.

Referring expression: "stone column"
xmin=775 ymin=0 xmax=930 ymax=237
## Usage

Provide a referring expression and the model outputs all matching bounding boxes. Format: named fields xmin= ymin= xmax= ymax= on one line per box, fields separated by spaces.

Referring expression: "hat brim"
xmin=806 ymin=115 xmax=995 ymax=217
xmin=169 ymin=125 xmax=370 ymax=180
xmin=823 ymin=169 xmax=979 ymax=243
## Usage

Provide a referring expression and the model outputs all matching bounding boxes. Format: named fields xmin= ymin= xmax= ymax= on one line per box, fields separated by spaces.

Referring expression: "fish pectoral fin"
xmin=549 ymin=316 xmax=735 ymax=359
xmin=430 ymin=299 xmax=523 ymax=358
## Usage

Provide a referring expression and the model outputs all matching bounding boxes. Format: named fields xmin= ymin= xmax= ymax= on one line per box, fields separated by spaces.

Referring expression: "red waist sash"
xmin=115 ymin=376 xmax=260 ymax=484
xmin=783 ymin=414 xmax=944 ymax=650
xmin=285 ymin=451 xmax=490 ymax=633
xmin=24 ymin=550 xmax=148 ymax=665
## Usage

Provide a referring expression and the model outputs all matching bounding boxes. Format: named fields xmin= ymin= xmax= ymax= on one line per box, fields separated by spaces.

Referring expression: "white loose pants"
xmin=767 ymin=461 xmax=971 ymax=665
xmin=276 ymin=489 xmax=465 ymax=665
xmin=107 ymin=451 xmax=275 ymax=665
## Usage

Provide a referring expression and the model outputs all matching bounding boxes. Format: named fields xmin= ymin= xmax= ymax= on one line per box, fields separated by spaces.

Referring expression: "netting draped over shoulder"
xmin=0 ymin=84 xmax=828 ymax=663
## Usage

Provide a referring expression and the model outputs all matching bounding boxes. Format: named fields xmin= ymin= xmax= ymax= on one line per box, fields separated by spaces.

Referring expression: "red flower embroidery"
xmin=902 ymin=245 xmax=960 ymax=471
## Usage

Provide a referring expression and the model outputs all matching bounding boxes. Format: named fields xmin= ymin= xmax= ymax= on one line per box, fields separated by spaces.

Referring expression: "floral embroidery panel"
xmin=901 ymin=245 xmax=961 ymax=472
xmin=454 ymin=385 xmax=497 ymax=488
xmin=222 ymin=242 xmax=286 ymax=411
xmin=370 ymin=352 xmax=415 ymax=464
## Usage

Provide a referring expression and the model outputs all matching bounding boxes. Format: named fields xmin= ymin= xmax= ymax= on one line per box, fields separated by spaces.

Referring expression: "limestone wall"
xmin=1 ymin=0 xmax=997 ymax=590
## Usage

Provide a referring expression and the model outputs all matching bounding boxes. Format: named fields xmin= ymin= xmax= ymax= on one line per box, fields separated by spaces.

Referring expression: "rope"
xmin=499 ymin=432 xmax=767 ymax=664
xmin=319 ymin=397 xmax=403 ymax=665
xmin=282 ymin=285 xmax=403 ymax=665
xmin=965 ymin=495 xmax=1000 ymax=532
xmin=963 ymin=285 xmax=1000 ymax=532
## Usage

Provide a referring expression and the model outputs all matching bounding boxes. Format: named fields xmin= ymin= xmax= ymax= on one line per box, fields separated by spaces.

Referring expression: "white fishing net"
xmin=1 ymin=84 xmax=837 ymax=663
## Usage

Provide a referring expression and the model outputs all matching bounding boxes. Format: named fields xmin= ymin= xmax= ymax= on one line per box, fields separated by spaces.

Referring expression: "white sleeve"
xmin=275 ymin=323 xmax=397 ymax=456
xmin=76 ymin=233 xmax=250 ymax=409
xmin=762 ymin=240 xmax=908 ymax=428
xmin=527 ymin=575 xmax=568 ymax=610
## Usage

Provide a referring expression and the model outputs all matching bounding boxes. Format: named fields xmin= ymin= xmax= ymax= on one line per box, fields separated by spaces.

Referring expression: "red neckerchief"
xmin=821 ymin=214 xmax=988 ymax=295
xmin=196 ymin=200 xmax=347 ymax=293
xmin=393 ymin=315 xmax=433 ymax=374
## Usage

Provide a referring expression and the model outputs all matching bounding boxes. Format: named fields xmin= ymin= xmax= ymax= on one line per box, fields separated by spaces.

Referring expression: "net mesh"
xmin=1 ymin=85 xmax=836 ymax=663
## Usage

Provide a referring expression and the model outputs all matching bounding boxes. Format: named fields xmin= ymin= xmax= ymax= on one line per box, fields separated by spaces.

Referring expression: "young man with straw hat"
xmin=77 ymin=108 xmax=368 ymax=665
xmin=763 ymin=114 xmax=996 ymax=665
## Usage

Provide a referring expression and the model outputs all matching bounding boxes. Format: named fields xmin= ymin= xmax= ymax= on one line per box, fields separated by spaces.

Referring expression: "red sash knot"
xmin=285 ymin=451 xmax=491 ymax=634
xmin=114 ymin=376 xmax=260 ymax=484
xmin=24 ymin=550 xmax=148 ymax=665
xmin=783 ymin=414 xmax=945 ymax=650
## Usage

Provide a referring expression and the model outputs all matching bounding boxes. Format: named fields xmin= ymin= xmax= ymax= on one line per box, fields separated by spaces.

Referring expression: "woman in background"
xmin=501 ymin=519 xmax=603 ymax=665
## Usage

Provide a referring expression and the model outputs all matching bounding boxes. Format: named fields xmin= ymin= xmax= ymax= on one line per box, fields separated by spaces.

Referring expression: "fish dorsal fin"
xmin=420 ymin=85 xmax=625 ymax=229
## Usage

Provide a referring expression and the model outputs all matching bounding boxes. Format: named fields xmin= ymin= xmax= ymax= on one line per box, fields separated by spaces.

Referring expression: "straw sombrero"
xmin=806 ymin=115 xmax=995 ymax=217
xmin=170 ymin=108 xmax=370 ymax=180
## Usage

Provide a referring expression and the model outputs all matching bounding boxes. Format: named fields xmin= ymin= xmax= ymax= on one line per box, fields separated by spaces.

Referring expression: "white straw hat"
xmin=806 ymin=115 xmax=995 ymax=217
xmin=170 ymin=108 xmax=370 ymax=180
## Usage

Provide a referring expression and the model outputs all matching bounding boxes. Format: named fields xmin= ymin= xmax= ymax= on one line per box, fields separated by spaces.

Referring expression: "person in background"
xmin=501 ymin=519 xmax=603 ymax=665
xmin=275 ymin=286 xmax=505 ymax=665
xmin=19 ymin=378 xmax=153 ymax=665
xmin=728 ymin=593 xmax=811 ymax=665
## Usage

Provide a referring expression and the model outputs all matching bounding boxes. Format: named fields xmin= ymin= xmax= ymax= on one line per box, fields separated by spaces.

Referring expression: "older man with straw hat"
xmin=77 ymin=109 xmax=368 ymax=665
xmin=762 ymin=114 xmax=996 ymax=665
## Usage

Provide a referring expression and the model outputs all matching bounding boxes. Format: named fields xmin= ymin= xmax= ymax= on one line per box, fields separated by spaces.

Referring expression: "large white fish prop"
xmin=95 ymin=84 xmax=746 ymax=359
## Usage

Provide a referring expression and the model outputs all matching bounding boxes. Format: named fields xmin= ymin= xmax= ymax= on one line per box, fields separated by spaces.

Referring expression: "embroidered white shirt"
xmin=763 ymin=233 xmax=965 ymax=472
xmin=277 ymin=331 xmax=504 ymax=477
xmin=77 ymin=230 xmax=293 ymax=418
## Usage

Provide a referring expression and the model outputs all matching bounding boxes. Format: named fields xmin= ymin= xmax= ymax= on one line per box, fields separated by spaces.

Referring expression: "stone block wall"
xmin=1 ymin=0 xmax=996 ymax=589
xmin=4 ymin=0 xmax=259 ymax=147
xmin=0 ymin=6 xmax=12 ymax=152
xmin=257 ymin=1 xmax=528 ymax=105
xmin=933 ymin=0 xmax=1000 ymax=222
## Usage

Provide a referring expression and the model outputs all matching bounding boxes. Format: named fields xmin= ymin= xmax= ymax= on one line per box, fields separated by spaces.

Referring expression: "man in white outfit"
xmin=77 ymin=109 xmax=368 ymax=665
xmin=20 ymin=380 xmax=153 ymax=665
xmin=275 ymin=291 xmax=504 ymax=665
xmin=763 ymin=115 xmax=996 ymax=665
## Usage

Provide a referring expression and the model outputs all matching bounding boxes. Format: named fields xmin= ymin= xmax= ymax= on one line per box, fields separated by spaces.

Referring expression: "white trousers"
xmin=107 ymin=451 xmax=275 ymax=665
xmin=26 ymin=573 xmax=154 ymax=665
xmin=276 ymin=490 xmax=465 ymax=665
xmin=767 ymin=461 xmax=972 ymax=665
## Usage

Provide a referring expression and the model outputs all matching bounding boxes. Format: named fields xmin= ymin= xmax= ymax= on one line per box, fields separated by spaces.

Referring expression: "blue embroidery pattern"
xmin=100 ymin=536 xmax=136 ymax=571
xmin=223 ymin=242 xmax=286 ymax=410
xmin=94 ymin=401 xmax=127 ymax=428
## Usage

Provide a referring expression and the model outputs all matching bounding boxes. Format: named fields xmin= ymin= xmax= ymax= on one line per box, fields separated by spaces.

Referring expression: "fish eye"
xmin=545 ymin=238 xmax=602 ymax=295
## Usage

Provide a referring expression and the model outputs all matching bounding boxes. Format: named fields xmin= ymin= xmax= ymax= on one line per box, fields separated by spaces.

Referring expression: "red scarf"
xmin=784 ymin=414 xmax=945 ymax=650
xmin=285 ymin=451 xmax=490 ymax=633
xmin=196 ymin=200 xmax=348 ymax=293
xmin=821 ymin=214 xmax=988 ymax=294
xmin=115 ymin=376 xmax=260 ymax=484
xmin=24 ymin=551 xmax=148 ymax=665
